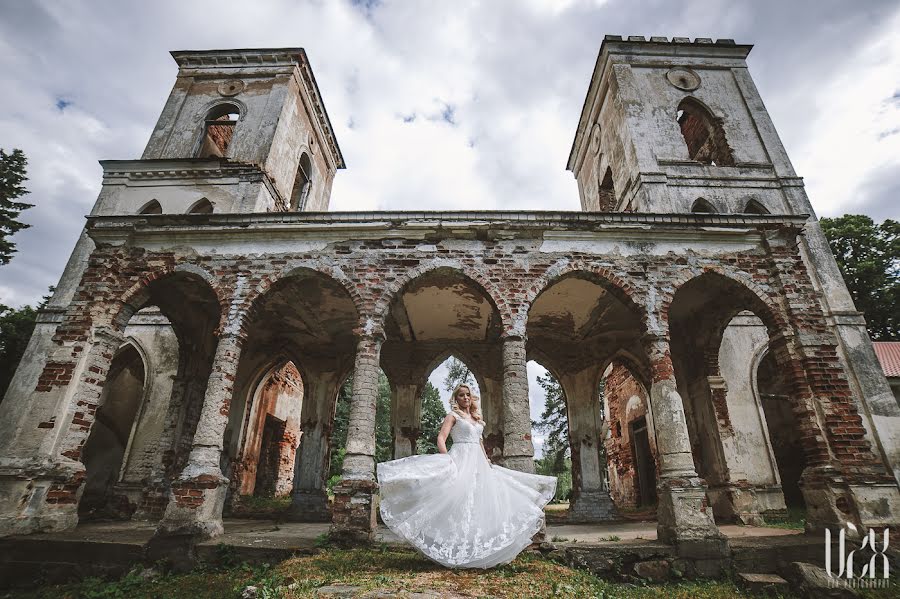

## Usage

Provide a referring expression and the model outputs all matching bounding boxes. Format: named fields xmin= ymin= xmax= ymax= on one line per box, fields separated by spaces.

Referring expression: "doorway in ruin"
xmin=630 ymin=416 xmax=656 ymax=508
xmin=601 ymin=358 xmax=658 ymax=513
xmin=756 ymin=349 xmax=806 ymax=508
xmin=237 ymin=361 xmax=304 ymax=498
xmin=79 ymin=343 xmax=146 ymax=520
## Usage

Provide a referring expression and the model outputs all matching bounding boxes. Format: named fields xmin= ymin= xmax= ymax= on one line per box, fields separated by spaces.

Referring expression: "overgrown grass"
xmin=0 ymin=549 xmax=771 ymax=599
xmin=762 ymin=506 xmax=806 ymax=530
xmin=5 ymin=547 xmax=897 ymax=598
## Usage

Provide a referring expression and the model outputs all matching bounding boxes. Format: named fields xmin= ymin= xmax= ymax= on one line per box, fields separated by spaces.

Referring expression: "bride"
xmin=377 ymin=384 xmax=557 ymax=569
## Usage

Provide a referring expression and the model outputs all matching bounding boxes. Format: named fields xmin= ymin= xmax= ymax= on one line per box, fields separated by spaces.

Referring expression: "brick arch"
xmin=518 ymin=260 xmax=646 ymax=338
xmin=659 ymin=266 xmax=787 ymax=338
xmin=114 ymin=263 xmax=228 ymax=333
xmin=373 ymin=260 xmax=512 ymax=337
xmin=241 ymin=260 xmax=365 ymax=335
xmin=599 ymin=350 xmax=652 ymax=395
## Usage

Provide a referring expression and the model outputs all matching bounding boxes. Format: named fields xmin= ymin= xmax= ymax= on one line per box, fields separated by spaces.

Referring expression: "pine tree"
xmin=0 ymin=149 xmax=33 ymax=266
xmin=416 ymin=382 xmax=446 ymax=454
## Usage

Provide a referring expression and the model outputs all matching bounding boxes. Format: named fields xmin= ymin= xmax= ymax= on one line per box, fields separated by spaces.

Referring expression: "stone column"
xmin=288 ymin=371 xmax=340 ymax=522
xmin=561 ymin=366 xmax=619 ymax=522
xmin=391 ymin=384 xmax=420 ymax=459
xmin=330 ymin=334 xmax=382 ymax=543
xmin=645 ymin=335 xmax=727 ymax=558
xmin=153 ymin=331 xmax=243 ymax=541
xmin=501 ymin=336 xmax=534 ymax=473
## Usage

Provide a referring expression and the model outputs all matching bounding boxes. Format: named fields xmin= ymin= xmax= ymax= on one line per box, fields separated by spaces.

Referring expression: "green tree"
xmin=416 ymin=382 xmax=446 ymax=454
xmin=0 ymin=149 xmax=33 ymax=266
xmin=820 ymin=215 xmax=899 ymax=340
xmin=442 ymin=356 xmax=473 ymax=392
xmin=327 ymin=377 xmax=353 ymax=485
xmin=532 ymin=373 xmax=569 ymax=474
xmin=0 ymin=287 xmax=53 ymax=403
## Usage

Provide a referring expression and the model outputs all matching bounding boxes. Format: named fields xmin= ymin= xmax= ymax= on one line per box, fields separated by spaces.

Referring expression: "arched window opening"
xmin=598 ymin=167 xmax=617 ymax=211
xmin=138 ymin=200 xmax=162 ymax=215
xmin=197 ymin=104 xmax=240 ymax=158
xmin=290 ymin=153 xmax=314 ymax=211
xmin=691 ymin=198 xmax=717 ymax=213
xmin=677 ymin=97 xmax=735 ymax=166
xmin=743 ymin=199 xmax=769 ymax=215
xmin=187 ymin=198 xmax=214 ymax=214
xmin=79 ymin=344 xmax=146 ymax=520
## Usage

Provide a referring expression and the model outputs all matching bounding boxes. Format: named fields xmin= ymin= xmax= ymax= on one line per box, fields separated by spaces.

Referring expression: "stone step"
xmin=736 ymin=572 xmax=789 ymax=596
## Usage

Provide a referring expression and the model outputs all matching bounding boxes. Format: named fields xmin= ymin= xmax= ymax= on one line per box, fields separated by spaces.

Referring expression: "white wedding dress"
xmin=377 ymin=413 xmax=557 ymax=569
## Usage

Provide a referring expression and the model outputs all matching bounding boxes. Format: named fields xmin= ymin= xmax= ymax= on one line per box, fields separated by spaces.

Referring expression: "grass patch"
xmin=762 ymin=506 xmax=806 ymax=530
xmin=0 ymin=548 xmax=833 ymax=599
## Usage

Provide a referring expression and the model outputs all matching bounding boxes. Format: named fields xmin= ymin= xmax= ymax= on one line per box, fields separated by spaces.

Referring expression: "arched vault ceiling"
xmin=528 ymin=277 xmax=641 ymax=342
xmin=386 ymin=273 xmax=500 ymax=343
xmin=249 ymin=275 xmax=358 ymax=346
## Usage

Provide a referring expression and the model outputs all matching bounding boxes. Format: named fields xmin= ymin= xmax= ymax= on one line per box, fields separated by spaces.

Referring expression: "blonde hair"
xmin=451 ymin=384 xmax=483 ymax=422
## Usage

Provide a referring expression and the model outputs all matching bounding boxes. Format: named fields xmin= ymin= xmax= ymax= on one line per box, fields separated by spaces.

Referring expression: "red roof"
xmin=873 ymin=342 xmax=900 ymax=378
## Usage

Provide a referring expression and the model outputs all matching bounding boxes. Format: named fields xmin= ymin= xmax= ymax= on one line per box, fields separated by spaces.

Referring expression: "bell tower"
xmin=96 ymin=48 xmax=345 ymax=217
xmin=568 ymin=35 xmax=900 ymax=490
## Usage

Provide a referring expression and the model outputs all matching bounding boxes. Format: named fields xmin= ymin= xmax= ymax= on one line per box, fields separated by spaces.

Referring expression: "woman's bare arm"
xmin=437 ymin=414 xmax=455 ymax=454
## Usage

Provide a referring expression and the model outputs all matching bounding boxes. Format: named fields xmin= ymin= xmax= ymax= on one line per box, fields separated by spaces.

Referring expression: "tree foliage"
xmin=0 ymin=287 xmax=53 ymax=403
xmin=442 ymin=356 xmax=473 ymax=392
xmin=374 ymin=372 xmax=393 ymax=464
xmin=532 ymin=373 xmax=569 ymax=474
xmin=416 ymin=382 xmax=446 ymax=455
xmin=0 ymin=148 xmax=33 ymax=266
xmin=820 ymin=215 xmax=899 ymax=340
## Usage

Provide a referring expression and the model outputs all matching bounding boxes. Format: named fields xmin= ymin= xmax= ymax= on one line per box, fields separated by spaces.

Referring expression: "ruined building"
xmin=1 ymin=37 xmax=898 ymax=558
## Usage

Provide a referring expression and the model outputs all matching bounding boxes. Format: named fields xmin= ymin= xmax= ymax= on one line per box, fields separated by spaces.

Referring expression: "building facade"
xmin=0 ymin=38 xmax=898 ymax=558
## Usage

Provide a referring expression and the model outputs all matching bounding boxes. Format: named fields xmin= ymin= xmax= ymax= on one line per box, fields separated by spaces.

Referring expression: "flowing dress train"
xmin=376 ymin=413 xmax=556 ymax=569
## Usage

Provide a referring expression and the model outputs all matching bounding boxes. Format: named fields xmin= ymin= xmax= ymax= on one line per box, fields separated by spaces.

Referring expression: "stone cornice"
xmin=85 ymin=211 xmax=809 ymax=250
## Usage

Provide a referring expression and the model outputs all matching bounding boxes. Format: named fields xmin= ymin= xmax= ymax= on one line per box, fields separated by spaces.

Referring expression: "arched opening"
xmin=381 ymin=267 xmax=504 ymax=462
xmin=237 ymin=361 xmax=304 ymax=499
xmin=743 ymin=199 xmax=769 ymax=215
xmin=598 ymin=167 xmax=616 ymax=211
xmin=289 ymin=152 xmax=314 ymax=211
xmin=79 ymin=343 xmax=146 ymax=520
xmin=187 ymin=198 xmax=214 ymax=214
xmin=526 ymin=271 xmax=646 ymax=522
xmin=691 ymin=198 xmax=717 ymax=213
xmin=227 ymin=269 xmax=359 ymax=521
xmin=677 ymin=97 xmax=735 ymax=166
xmin=602 ymin=358 xmax=658 ymax=513
xmin=197 ymin=103 xmax=240 ymax=158
xmin=668 ymin=272 xmax=802 ymax=524
xmin=529 ymin=359 xmax=572 ymax=521
xmin=138 ymin=200 xmax=162 ymax=215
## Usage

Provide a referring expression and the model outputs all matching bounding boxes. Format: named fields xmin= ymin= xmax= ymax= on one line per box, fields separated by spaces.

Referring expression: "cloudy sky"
xmin=1 ymin=0 xmax=899 ymax=452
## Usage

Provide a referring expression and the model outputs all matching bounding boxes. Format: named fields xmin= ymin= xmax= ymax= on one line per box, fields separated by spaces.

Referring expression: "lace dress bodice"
xmin=449 ymin=415 xmax=484 ymax=444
